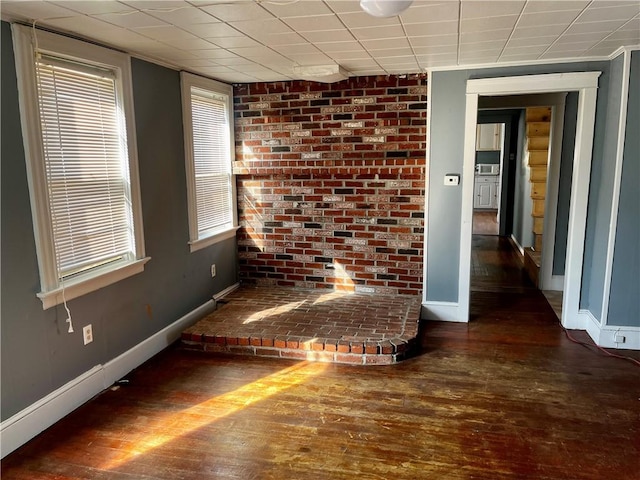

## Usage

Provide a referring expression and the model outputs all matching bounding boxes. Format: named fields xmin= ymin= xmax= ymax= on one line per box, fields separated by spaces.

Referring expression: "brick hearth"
xmin=182 ymin=285 xmax=421 ymax=365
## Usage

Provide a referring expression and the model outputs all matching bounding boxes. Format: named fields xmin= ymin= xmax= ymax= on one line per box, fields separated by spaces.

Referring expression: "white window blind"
xmin=190 ymin=87 xmax=233 ymax=237
xmin=35 ymin=55 xmax=134 ymax=280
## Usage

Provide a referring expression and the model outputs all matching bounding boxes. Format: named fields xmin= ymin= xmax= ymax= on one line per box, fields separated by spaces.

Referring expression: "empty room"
xmin=1 ymin=1 xmax=639 ymax=478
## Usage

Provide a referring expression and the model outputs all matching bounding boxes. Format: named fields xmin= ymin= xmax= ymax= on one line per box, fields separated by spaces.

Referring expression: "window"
xmin=12 ymin=25 xmax=147 ymax=309
xmin=181 ymin=72 xmax=237 ymax=252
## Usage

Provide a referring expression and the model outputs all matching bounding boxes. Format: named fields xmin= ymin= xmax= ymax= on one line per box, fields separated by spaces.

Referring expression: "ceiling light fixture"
xmin=360 ymin=0 xmax=413 ymax=18
xmin=292 ymin=64 xmax=349 ymax=83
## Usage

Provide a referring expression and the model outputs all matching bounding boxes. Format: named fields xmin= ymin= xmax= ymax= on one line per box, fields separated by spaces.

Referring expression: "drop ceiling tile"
xmin=377 ymin=54 xmax=416 ymax=64
xmin=302 ymin=29 xmax=355 ymax=43
xmin=565 ymin=20 xmax=630 ymax=35
xmin=341 ymin=58 xmax=378 ymax=68
xmin=460 ymin=15 xmax=519 ymax=34
xmin=324 ymin=1 xmax=366 ymax=14
xmin=499 ymin=53 xmax=543 ymax=62
xmin=316 ymin=41 xmax=366 ymax=53
xmin=620 ymin=17 xmax=640 ymax=31
xmin=272 ymin=43 xmax=322 ymax=56
xmin=287 ymin=52 xmax=334 ymax=64
xmin=261 ymin=1 xmax=333 ymax=18
xmin=53 ymin=1 xmax=135 ymax=15
xmin=181 ymin=22 xmax=243 ymax=38
xmin=510 ymin=24 xmax=568 ymax=38
xmin=523 ymin=1 xmax=589 ymax=14
xmin=142 ymin=45 xmax=198 ymax=62
xmin=546 ymin=41 xmax=598 ymax=52
xmin=229 ymin=18 xmax=293 ymax=36
xmin=135 ymin=24 xmax=194 ymax=41
xmin=258 ymin=32 xmax=308 ymax=46
xmin=604 ymin=29 xmax=640 ymax=42
xmin=461 ymin=1 xmax=525 ymax=19
xmin=284 ymin=14 xmax=345 ymax=32
xmin=176 ymin=58 xmax=219 ymax=67
xmin=120 ymin=1 xmax=187 ymax=9
xmin=228 ymin=46 xmax=290 ymax=62
xmin=540 ymin=50 xmax=588 ymax=59
xmin=400 ymin=2 xmax=460 ymax=24
xmin=409 ymin=34 xmax=458 ymax=47
xmin=413 ymin=44 xmax=457 ymax=55
xmin=208 ymin=36 xmax=261 ymax=49
xmin=328 ymin=50 xmax=373 ymax=61
xmin=338 ymin=11 xmax=399 ymax=28
xmin=144 ymin=6 xmax=220 ymax=26
xmin=1 ymin=1 xmax=77 ymax=19
xmin=416 ymin=52 xmax=458 ymax=63
xmin=360 ymin=37 xmax=411 ymax=50
xmin=192 ymin=48 xmax=238 ymax=60
xmin=404 ymin=21 xmax=459 ymax=37
xmin=351 ymin=25 xmax=406 ymax=41
xmin=459 ymin=54 xmax=501 ymax=64
xmin=501 ymin=44 xmax=550 ymax=55
xmin=460 ymin=30 xmax=512 ymax=44
xmin=200 ymin=2 xmax=274 ymax=22
xmin=505 ymin=35 xmax=558 ymax=48
xmin=211 ymin=56 xmax=255 ymax=66
xmin=385 ymin=64 xmax=420 ymax=74
xmin=95 ymin=11 xmax=169 ymax=28
xmin=369 ymin=47 xmax=416 ymax=59
xmin=517 ymin=10 xmax=582 ymax=28
xmin=578 ymin=4 xmax=640 ymax=23
xmin=558 ymin=32 xmax=611 ymax=44
xmin=43 ymin=15 xmax=127 ymax=38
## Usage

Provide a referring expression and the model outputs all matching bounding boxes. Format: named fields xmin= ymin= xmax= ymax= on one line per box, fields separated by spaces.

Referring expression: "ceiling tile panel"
xmin=351 ymin=25 xmax=406 ymax=40
xmin=1 ymin=1 xmax=77 ymax=19
xmin=53 ymin=1 xmax=135 ymax=15
xmin=403 ymin=20 xmax=459 ymax=37
xmin=199 ymin=2 xmax=274 ymax=22
xmin=460 ymin=15 xmax=519 ymax=33
xmin=284 ymin=14 xmax=344 ymax=32
xmin=400 ymin=2 xmax=460 ymax=24
xmin=578 ymin=4 xmax=640 ymax=23
xmin=523 ymin=1 xmax=589 ymax=14
xmin=95 ymin=11 xmax=169 ymax=28
xmin=461 ymin=1 xmax=525 ymax=19
xmin=517 ymin=10 xmax=582 ymax=28
xmin=261 ymin=1 xmax=334 ymax=18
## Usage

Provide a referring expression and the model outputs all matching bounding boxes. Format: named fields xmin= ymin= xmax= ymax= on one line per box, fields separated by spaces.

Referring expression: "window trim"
xmin=180 ymin=72 xmax=238 ymax=253
xmin=12 ymin=24 xmax=148 ymax=309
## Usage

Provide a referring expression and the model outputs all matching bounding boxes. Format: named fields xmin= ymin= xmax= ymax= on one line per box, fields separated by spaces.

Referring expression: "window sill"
xmin=189 ymin=226 xmax=239 ymax=253
xmin=37 ymin=257 xmax=151 ymax=310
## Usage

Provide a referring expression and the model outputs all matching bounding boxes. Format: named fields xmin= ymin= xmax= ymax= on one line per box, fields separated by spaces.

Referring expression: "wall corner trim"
xmin=0 ymin=284 xmax=236 ymax=458
xmin=583 ymin=309 xmax=640 ymax=350
xmin=421 ymin=301 xmax=466 ymax=322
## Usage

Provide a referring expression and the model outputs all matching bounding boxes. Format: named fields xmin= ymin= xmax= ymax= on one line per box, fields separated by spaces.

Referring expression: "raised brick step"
xmin=181 ymin=285 xmax=421 ymax=365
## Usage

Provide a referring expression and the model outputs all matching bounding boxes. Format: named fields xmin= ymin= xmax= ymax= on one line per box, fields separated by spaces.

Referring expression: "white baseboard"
xmin=213 ymin=282 xmax=240 ymax=301
xmin=583 ymin=309 xmax=640 ymax=350
xmin=421 ymin=301 xmax=466 ymax=322
xmin=510 ymin=234 xmax=524 ymax=256
xmin=0 ymin=285 xmax=232 ymax=459
xmin=543 ymin=274 xmax=564 ymax=292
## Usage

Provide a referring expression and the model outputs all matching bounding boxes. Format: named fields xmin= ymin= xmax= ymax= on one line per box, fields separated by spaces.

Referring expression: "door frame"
xmin=459 ymin=72 xmax=600 ymax=329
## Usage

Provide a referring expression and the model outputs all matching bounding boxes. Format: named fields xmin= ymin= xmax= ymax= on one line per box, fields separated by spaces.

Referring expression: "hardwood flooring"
xmin=473 ymin=210 xmax=499 ymax=236
xmin=2 ymin=237 xmax=638 ymax=479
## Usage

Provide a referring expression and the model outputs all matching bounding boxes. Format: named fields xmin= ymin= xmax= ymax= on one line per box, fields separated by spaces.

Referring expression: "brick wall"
xmin=233 ymin=75 xmax=427 ymax=296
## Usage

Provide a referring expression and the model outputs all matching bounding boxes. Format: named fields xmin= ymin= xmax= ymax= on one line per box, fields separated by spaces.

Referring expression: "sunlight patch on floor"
xmin=100 ymin=361 xmax=328 ymax=471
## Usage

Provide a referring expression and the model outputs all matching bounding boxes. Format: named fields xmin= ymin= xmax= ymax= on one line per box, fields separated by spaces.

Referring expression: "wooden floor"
xmin=3 ymin=237 xmax=639 ymax=479
xmin=473 ymin=210 xmax=499 ymax=235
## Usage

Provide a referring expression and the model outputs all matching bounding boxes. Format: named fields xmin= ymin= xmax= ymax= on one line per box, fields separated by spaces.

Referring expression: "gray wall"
xmin=426 ymin=70 xmax=467 ymax=301
xmin=553 ymin=92 xmax=579 ymax=276
xmin=579 ymin=55 xmax=622 ymax=317
xmin=427 ymin=60 xmax=611 ymax=305
xmin=1 ymin=22 xmax=238 ymax=421
xmin=607 ymin=51 xmax=640 ymax=328
xmin=511 ymin=110 xmax=532 ymax=249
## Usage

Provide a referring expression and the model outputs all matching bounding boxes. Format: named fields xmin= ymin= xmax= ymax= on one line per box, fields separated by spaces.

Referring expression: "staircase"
xmin=524 ymin=107 xmax=551 ymax=285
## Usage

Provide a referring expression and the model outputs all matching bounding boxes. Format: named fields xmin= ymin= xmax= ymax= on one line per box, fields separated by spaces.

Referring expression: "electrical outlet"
xmin=614 ymin=333 xmax=626 ymax=344
xmin=83 ymin=324 xmax=93 ymax=345
xmin=211 ymin=264 xmax=216 ymax=278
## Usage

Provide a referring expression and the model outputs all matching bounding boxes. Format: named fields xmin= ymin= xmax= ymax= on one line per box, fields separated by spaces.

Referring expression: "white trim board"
xmin=600 ymin=49 xmax=632 ymax=327
xmin=421 ymin=301 xmax=464 ymax=323
xmin=461 ymin=72 xmax=601 ymax=328
xmin=581 ymin=310 xmax=640 ymax=350
xmin=0 ymin=284 xmax=239 ymax=458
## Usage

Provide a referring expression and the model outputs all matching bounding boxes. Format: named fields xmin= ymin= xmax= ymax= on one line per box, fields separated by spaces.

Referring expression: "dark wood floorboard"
xmin=2 ymin=236 xmax=638 ymax=479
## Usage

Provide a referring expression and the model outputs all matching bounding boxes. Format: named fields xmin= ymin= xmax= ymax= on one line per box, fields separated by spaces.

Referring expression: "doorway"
xmin=458 ymin=72 xmax=601 ymax=330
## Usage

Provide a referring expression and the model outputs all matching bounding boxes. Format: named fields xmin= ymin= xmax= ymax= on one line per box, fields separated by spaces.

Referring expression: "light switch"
xmin=444 ymin=174 xmax=460 ymax=186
